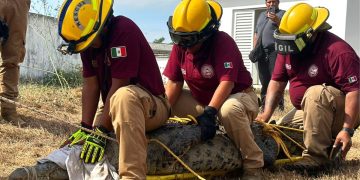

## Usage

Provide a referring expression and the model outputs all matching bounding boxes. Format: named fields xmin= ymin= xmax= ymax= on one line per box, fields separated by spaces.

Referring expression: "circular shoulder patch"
xmin=308 ymin=64 xmax=318 ymax=77
xmin=201 ymin=64 xmax=215 ymax=79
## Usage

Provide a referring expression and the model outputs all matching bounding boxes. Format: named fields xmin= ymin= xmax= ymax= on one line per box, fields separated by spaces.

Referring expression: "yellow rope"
xmin=269 ymin=124 xmax=306 ymax=151
xmin=169 ymin=115 xmax=198 ymax=125
xmin=149 ymin=139 xmax=205 ymax=180
xmin=257 ymin=121 xmax=304 ymax=162
xmin=275 ymin=156 xmax=303 ymax=166
xmin=146 ymin=171 xmax=227 ymax=180
xmin=258 ymin=121 xmax=281 ymax=155
xmin=271 ymin=124 xmax=304 ymax=133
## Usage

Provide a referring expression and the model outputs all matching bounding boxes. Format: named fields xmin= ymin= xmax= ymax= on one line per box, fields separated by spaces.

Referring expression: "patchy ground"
xmin=0 ymin=84 xmax=360 ymax=179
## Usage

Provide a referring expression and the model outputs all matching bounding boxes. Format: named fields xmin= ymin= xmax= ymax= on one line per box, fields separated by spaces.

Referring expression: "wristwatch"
xmin=342 ymin=127 xmax=354 ymax=137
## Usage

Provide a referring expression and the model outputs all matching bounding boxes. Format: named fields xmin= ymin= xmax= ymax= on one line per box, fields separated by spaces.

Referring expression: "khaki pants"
xmin=279 ymin=85 xmax=360 ymax=162
xmin=278 ymin=107 xmax=303 ymax=127
xmin=0 ymin=0 xmax=30 ymax=109
xmin=108 ymin=85 xmax=170 ymax=180
xmin=171 ymin=89 xmax=264 ymax=169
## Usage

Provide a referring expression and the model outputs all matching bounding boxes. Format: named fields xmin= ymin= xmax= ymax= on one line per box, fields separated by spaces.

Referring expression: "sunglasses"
xmin=167 ymin=22 xmax=202 ymax=48
xmin=167 ymin=17 xmax=217 ymax=48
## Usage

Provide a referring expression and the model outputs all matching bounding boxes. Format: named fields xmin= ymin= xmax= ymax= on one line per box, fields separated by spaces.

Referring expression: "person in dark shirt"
xmin=253 ymin=0 xmax=285 ymax=111
xmin=164 ymin=0 xmax=263 ymax=179
xmin=257 ymin=3 xmax=359 ymax=173
xmin=57 ymin=0 xmax=170 ymax=178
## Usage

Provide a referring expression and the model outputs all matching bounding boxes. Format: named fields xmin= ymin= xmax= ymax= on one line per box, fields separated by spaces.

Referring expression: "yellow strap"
xmin=149 ymin=139 xmax=205 ymax=180
xmin=275 ymin=156 xmax=303 ymax=166
xmin=146 ymin=171 xmax=227 ymax=180
xmin=272 ymin=134 xmax=298 ymax=161
xmin=257 ymin=121 xmax=304 ymax=162
xmin=169 ymin=115 xmax=198 ymax=125
xmin=270 ymin=124 xmax=306 ymax=151
xmin=273 ymin=124 xmax=304 ymax=133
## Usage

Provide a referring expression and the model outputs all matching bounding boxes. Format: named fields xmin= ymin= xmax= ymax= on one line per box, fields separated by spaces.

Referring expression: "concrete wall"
xmin=22 ymin=13 xmax=81 ymax=80
xmin=21 ymin=13 xmax=171 ymax=82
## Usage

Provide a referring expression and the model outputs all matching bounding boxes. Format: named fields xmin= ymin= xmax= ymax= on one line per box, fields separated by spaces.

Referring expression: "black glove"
xmin=196 ymin=106 xmax=218 ymax=141
xmin=0 ymin=19 xmax=9 ymax=45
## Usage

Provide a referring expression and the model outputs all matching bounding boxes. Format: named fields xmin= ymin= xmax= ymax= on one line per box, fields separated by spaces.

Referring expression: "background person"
xmin=253 ymin=0 xmax=285 ymax=111
xmin=58 ymin=0 xmax=170 ymax=179
xmin=257 ymin=3 xmax=360 ymax=172
xmin=164 ymin=0 xmax=264 ymax=179
xmin=0 ymin=0 xmax=31 ymax=125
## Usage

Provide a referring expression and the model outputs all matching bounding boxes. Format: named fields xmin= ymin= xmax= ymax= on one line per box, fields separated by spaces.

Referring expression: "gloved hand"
xmin=60 ymin=122 xmax=92 ymax=148
xmin=196 ymin=106 xmax=218 ymax=141
xmin=80 ymin=126 xmax=109 ymax=163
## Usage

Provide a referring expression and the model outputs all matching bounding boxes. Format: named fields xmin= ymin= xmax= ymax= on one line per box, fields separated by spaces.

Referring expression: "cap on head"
xmin=58 ymin=0 xmax=113 ymax=54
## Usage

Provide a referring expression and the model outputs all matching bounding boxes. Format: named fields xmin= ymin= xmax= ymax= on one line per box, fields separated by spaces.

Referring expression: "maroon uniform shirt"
xmin=272 ymin=31 xmax=360 ymax=109
xmin=163 ymin=31 xmax=253 ymax=105
xmin=81 ymin=16 xmax=165 ymax=103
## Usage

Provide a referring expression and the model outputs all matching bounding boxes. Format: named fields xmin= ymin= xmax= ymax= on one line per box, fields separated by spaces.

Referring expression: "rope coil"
xmin=257 ymin=120 xmax=305 ymax=163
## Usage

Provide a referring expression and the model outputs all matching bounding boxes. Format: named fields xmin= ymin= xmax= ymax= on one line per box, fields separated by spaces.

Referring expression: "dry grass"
xmin=0 ymin=84 xmax=360 ymax=179
xmin=0 ymin=84 xmax=82 ymax=178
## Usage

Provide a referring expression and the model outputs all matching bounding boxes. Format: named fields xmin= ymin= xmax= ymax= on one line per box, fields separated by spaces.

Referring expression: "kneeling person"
xmin=58 ymin=0 xmax=170 ymax=179
xmin=257 ymin=3 xmax=360 ymax=171
xmin=164 ymin=0 xmax=264 ymax=178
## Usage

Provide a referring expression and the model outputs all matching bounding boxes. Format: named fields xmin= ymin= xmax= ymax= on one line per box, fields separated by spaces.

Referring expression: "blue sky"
xmin=30 ymin=0 xmax=178 ymax=43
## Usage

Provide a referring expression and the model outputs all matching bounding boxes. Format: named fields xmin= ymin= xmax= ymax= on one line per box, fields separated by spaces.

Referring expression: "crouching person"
xmin=57 ymin=0 xmax=170 ymax=179
xmin=164 ymin=0 xmax=264 ymax=179
xmin=257 ymin=3 xmax=360 ymax=173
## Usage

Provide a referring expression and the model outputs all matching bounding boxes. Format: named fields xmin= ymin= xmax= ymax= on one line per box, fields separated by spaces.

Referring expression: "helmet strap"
xmin=197 ymin=5 xmax=220 ymax=43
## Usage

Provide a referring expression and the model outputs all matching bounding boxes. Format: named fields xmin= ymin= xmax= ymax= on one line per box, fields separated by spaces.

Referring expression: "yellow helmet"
xmin=279 ymin=3 xmax=329 ymax=35
xmin=168 ymin=0 xmax=222 ymax=47
xmin=273 ymin=3 xmax=330 ymax=54
xmin=57 ymin=0 xmax=113 ymax=54
xmin=171 ymin=0 xmax=222 ymax=33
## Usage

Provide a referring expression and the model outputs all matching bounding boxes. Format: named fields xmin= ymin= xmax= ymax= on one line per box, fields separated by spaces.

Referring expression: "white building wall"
xmin=279 ymin=0 xmax=348 ymax=40
xmin=345 ymin=0 xmax=360 ymax=56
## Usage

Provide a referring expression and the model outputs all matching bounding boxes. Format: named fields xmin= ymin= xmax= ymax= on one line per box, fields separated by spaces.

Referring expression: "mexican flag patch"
xmin=111 ymin=46 xmax=127 ymax=58
xmin=224 ymin=62 xmax=233 ymax=69
xmin=348 ymin=76 xmax=358 ymax=83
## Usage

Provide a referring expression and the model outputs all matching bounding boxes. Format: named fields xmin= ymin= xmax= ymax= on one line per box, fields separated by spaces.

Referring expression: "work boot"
xmin=1 ymin=108 xmax=25 ymax=126
xmin=241 ymin=168 xmax=263 ymax=180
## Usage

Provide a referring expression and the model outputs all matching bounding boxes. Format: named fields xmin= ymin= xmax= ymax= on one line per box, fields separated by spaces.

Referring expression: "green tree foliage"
xmin=153 ymin=37 xmax=165 ymax=43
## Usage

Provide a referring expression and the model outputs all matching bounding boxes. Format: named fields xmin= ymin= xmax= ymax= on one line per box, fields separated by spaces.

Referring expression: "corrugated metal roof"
xmin=149 ymin=43 xmax=172 ymax=57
